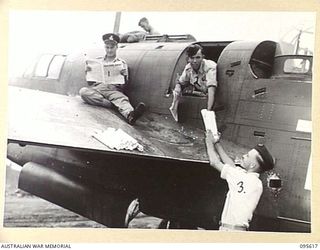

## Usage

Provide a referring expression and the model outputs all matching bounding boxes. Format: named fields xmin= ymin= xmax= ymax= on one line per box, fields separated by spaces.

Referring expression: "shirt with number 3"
xmin=220 ymin=164 xmax=263 ymax=228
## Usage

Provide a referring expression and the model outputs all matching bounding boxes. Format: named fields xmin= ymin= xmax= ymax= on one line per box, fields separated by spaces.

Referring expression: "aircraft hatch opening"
xmin=249 ymin=41 xmax=277 ymax=79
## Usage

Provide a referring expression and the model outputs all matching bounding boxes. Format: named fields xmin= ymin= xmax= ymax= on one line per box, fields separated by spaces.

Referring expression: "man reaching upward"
xmin=205 ymin=131 xmax=275 ymax=231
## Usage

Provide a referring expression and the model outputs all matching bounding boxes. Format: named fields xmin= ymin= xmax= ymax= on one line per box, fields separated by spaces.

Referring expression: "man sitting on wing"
xmin=79 ymin=33 xmax=145 ymax=125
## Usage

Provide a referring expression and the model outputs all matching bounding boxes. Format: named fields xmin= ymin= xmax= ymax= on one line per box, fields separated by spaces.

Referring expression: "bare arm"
xmin=214 ymin=142 xmax=235 ymax=166
xmin=205 ymin=131 xmax=224 ymax=172
xmin=206 ymin=63 xmax=217 ymax=110
xmin=207 ymin=86 xmax=216 ymax=110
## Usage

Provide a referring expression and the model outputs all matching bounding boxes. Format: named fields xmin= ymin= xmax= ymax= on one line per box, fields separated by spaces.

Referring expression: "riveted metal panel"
xmin=235 ymin=77 xmax=311 ymax=132
xmin=279 ymin=137 xmax=311 ymax=222
xmin=239 ymin=79 xmax=311 ymax=106
xmin=217 ymin=42 xmax=265 ymax=124
xmin=236 ymin=100 xmax=310 ymax=131
xmin=233 ymin=124 xmax=311 ymax=222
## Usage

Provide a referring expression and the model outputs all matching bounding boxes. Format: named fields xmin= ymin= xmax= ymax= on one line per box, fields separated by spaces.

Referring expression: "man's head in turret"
xmin=186 ymin=44 xmax=204 ymax=72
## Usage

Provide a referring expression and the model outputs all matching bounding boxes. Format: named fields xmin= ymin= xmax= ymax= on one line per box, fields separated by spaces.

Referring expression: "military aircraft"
xmin=6 ymin=33 xmax=312 ymax=231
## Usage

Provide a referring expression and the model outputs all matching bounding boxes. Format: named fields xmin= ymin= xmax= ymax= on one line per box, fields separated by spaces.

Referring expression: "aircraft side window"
xmin=284 ymin=58 xmax=310 ymax=74
xmin=34 ymin=54 xmax=54 ymax=77
xmin=47 ymin=55 xmax=66 ymax=79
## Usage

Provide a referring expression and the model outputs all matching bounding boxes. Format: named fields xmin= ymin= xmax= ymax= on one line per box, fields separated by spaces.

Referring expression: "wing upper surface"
xmin=7 ymin=87 xmax=214 ymax=162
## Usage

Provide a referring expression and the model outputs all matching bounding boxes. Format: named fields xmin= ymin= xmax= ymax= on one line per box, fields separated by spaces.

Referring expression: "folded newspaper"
xmin=201 ymin=109 xmax=218 ymax=135
xmin=92 ymin=128 xmax=143 ymax=152
xmin=86 ymin=59 xmax=125 ymax=85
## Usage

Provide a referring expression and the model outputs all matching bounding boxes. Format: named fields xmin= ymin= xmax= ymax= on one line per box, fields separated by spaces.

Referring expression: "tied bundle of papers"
xmin=92 ymin=128 xmax=143 ymax=152
xmin=201 ymin=109 xmax=218 ymax=134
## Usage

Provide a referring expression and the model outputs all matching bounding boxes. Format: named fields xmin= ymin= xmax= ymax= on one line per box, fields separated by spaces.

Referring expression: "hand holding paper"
xmin=201 ymin=109 xmax=218 ymax=135
xmin=85 ymin=58 xmax=125 ymax=85
xmin=85 ymin=59 xmax=104 ymax=83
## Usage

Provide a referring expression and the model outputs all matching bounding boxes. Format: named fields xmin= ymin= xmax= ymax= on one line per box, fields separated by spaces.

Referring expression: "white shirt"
xmin=220 ymin=164 xmax=263 ymax=228
xmin=179 ymin=59 xmax=217 ymax=93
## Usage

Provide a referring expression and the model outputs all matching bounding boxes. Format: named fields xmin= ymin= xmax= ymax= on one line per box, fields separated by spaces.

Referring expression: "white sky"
xmin=8 ymin=10 xmax=316 ymax=76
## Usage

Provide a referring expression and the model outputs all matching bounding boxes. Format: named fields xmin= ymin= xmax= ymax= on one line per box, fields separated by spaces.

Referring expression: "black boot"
xmin=127 ymin=102 xmax=146 ymax=125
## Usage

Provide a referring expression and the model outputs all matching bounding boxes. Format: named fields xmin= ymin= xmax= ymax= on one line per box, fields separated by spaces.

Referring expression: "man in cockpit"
xmin=79 ymin=33 xmax=145 ymax=125
xmin=169 ymin=44 xmax=217 ymax=122
xmin=119 ymin=17 xmax=159 ymax=43
xmin=119 ymin=31 xmax=147 ymax=43
xmin=138 ymin=17 xmax=160 ymax=35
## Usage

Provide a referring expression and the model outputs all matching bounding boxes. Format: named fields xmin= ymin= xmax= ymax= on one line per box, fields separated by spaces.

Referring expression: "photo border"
xmin=0 ymin=0 xmax=319 ymax=243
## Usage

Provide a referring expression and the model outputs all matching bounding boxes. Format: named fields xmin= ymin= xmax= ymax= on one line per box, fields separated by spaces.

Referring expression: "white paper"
xmin=85 ymin=59 xmax=104 ymax=83
xmin=86 ymin=59 xmax=125 ymax=85
xmin=296 ymin=119 xmax=312 ymax=133
xmin=201 ymin=109 xmax=218 ymax=135
xmin=102 ymin=62 xmax=125 ymax=85
xmin=92 ymin=128 xmax=143 ymax=152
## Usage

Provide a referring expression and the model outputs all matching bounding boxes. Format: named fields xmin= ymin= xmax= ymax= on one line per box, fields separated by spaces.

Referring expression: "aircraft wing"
xmin=7 ymin=86 xmax=210 ymax=162
xmin=6 ymin=86 xmax=250 ymax=229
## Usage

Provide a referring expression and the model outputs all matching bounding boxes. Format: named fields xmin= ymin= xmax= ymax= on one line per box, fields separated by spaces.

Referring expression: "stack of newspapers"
xmin=201 ymin=109 xmax=218 ymax=135
xmin=92 ymin=128 xmax=143 ymax=152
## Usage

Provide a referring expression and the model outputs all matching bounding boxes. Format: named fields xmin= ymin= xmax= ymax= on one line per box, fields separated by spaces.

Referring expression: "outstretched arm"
xmin=206 ymin=64 xmax=218 ymax=111
xmin=214 ymin=142 xmax=235 ymax=166
xmin=206 ymin=131 xmax=235 ymax=166
xmin=207 ymin=86 xmax=216 ymax=111
xmin=205 ymin=131 xmax=224 ymax=172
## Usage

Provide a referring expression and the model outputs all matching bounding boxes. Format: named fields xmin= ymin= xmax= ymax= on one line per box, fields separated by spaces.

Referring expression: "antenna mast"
xmin=113 ymin=12 xmax=121 ymax=34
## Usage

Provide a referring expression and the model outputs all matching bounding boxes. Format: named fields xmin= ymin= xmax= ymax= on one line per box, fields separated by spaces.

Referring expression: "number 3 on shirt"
xmin=237 ymin=181 xmax=244 ymax=193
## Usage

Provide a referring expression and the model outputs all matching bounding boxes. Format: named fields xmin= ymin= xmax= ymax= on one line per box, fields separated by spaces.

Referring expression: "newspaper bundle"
xmin=201 ymin=109 xmax=218 ymax=135
xmin=92 ymin=128 xmax=143 ymax=152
